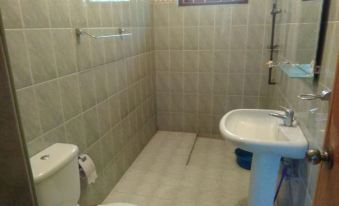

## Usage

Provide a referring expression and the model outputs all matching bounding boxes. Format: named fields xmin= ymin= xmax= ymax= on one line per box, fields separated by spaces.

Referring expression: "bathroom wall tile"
xmin=69 ymin=0 xmax=87 ymax=28
xmin=198 ymin=114 xmax=212 ymax=134
xmin=199 ymin=6 xmax=215 ymax=26
xmin=247 ymin=25 xmax=265 ymax=49
xmin=0 ymin=0 xmax=23 ymax=28
xmin=156 ymin=72 xmax=170 ymax=92
xmin=243 ymin=96 xmax=259 ymax=109
xmin=42 ymin=125 xmax=67 ymax=146
xmin=26 ymin=136 xmax=48 ymax=156
xmin=157 ymin=93 xmax=172 ymax=112
xmin=183 ymin=94 xmax=198 ymax=113
xmin=35 ymin=80 xmax=64 ymax=132
xmin=230 ymin=26 xmax=248 ymax=50
xmin=129 ymin=1 xmax=138 ymax=27
xmin=83 ymin=107 xmax=100 ymax=146
xmin=20 ymin=0 xmax=50 ymax=28
xmin=111 ymin=3 xmax=122 ymax=27
xmin=154 ymin=27 xmax=169 ymax=50
xmin=227 ymin=95 xmax=243 ymax=110
xmin=169 ymin=27 xmax=184 ymax=50
xmin=87 ymin=3 xmax=102 ymax=27
xmin=213 ymin=95 xmax=227 ymax=115
xmin=198 ymin=73 xmax=213 ymax=94
xmin=245 ymin=50 xmax=264 ymax=74
xmin=214 ymin=26 xmax=230 ymax=50
xmin=106 ymin=64 xmax=119 ymax=96
xmin=184 ymin=7 xmax=199 ymax=26
xmin=227 ymin=74 xmax=244 ymax=95
xmin=90 ymin=30 xmax=105 ymax=66
xmin=198 ymin=94 xmax=212 ymax=114
xmin=229 ymin=51 xmax=246 ymax=74
xmin=5 ymin=30 xmax=32 ymax=89
xmin=52 ymin=29 xmax=77 ymax=76
xmin=101 ymin=3 xmax=114 ymax=27
xmin=199 ymin=26 xmax=214 ymax=50
xmin=172 ymin=113 xmax=184 ymax=131
xmin=248 ymin=0 xmax=266 ymax=25
xmin=215 ymin=6 xmax=231 ymax=26
xmin=16 ymin=88 xmax=42 ymax=141
xmin=153 ymin=3 xmax=169 ymax=27
xmin=171 ymin=94 xmax=184 ymax=112
xmin=4 ymin=1 xmax=156 ymax=205
xmin=59 ymin=74 xmax=82 ymax=120
xmin=97 ymin=101 xmax=112 ymax=137
xmin=76 ymin=32 xmax=92 ymax=71
xmin=79 ymin=70 xmax=97 ymax=111
xmin=170 ymin=51 xmax=184 ymax=72
xmin=231 ymin=5 xmax=249 ymax=26
xmin=155 ymin=51 xmax=170 ymax=71
xmin=95 ymin=66 xmax=109 ymax=103
xmin=116 ymin=61 xmax=128 ymax=91
xmin=183 ymin=73 xmax=198 ymax=93
xmin=153 ymin=1 xmax=271 ymax=136
xmin=47 ymin=0 xmax=71 ymax=28
xmin=213 ymin=74 xmax=228 ymax=94
xmin=183 ymin=113 xmax=197 ymax=132
xmin=65 ymin=114 xmax=86 ymax=152
xmin=170 ymin=73 xmax=184 ymax=93
xmin=169 ymin=4 xmax=184 ymax=26
xmin=199 ymin=51 xmax=214 ymax=72
xmin=100 ymin=131 xmax=115 ymax=166
xmin=184 ymin=27 xmax=199 ymax=50
xmin=183 ymin=51 xmax=198 ymax=72
xmin=25 ymin=30 xmax=57 ymax=83
xmin=244 ymin=75 xmax=261 ymax=96
xmin=109 ymin=95 xmax=122 ymax=127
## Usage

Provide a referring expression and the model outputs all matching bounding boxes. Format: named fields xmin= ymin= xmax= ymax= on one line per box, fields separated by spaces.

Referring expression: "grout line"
xmin=185 ymin=134 xmax=198 ymax=166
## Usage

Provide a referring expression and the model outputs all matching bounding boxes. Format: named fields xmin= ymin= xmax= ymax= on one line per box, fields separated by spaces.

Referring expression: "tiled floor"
xmin=102 ymin=131 xmax=250 ymax=206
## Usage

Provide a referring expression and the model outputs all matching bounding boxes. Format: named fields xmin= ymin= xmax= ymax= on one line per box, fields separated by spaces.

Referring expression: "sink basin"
xmin=219 ymin=109 xmax=308 ymax=206
xmin=220 ymin=109 xmax=308 ymax=158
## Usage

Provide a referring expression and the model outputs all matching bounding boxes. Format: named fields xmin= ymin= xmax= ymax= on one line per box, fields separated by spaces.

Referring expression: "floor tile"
xmin=103 ymin=131 xmax=250 ymax=206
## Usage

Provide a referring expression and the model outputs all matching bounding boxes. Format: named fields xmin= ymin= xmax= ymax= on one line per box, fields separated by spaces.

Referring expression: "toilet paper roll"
xmin=78 ymin=154 xmax=98 ymax=185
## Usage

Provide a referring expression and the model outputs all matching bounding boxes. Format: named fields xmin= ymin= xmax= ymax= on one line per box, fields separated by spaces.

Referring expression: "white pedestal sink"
xmin=219 ymin=109 xmax=308 ymax=206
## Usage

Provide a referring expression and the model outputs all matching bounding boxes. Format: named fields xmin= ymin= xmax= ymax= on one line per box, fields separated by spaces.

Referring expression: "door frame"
xmin=313 ymin=55 xmax=339 ymax=206
xmin=0 ymin=12 xmax=38 ymax=206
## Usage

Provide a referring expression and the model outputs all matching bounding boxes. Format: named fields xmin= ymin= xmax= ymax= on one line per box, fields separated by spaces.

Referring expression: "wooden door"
xmin=313 ymin=56 xmax=339 ymax=206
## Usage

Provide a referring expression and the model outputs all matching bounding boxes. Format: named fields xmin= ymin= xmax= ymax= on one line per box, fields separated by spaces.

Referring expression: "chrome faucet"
xmin=269 ymin=106 xmax=294 ymax=127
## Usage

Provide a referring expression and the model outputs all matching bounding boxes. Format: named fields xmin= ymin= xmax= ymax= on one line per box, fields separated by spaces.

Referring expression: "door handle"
xmin=306 ymin=147 xmax=333 ymax=169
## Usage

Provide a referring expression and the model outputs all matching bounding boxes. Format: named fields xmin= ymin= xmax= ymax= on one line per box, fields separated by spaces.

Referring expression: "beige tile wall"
xmin=1 ymin=0 xmax=156 ymax=204
xmin=268 ymin=0 xmax=339 ymax=205
xmin=153 ymin=0 xmax=274 ymax=137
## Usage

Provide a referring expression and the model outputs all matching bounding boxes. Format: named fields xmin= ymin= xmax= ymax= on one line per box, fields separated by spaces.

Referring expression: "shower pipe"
xmin=268 ymin=0 xmax=281 ymax=85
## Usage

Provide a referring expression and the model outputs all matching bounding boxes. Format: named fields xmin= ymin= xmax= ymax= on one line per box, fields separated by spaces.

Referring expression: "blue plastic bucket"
xmin=235 ymin=148 xmax=253 ymax=170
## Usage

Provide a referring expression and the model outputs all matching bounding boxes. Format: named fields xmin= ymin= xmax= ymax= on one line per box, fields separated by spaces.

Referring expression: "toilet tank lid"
xmin=30 ymin=143 xmax=79 ymax=184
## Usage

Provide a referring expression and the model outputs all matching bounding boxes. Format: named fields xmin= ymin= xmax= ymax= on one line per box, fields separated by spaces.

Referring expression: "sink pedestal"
xmin=249 ymin=153 xmax=281 ymax=206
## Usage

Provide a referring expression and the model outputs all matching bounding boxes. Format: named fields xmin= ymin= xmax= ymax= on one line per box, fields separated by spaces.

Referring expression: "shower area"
xmin=0 ymin=0 xmax=326 ymax=206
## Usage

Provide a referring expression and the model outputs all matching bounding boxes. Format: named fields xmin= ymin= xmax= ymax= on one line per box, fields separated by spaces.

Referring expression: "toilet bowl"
xmin=30 ymin=143 xmax=137 ymax=206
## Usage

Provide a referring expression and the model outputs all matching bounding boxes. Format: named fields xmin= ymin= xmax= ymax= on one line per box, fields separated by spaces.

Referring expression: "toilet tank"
xmin=30 ymin=143 xmax=80 ymax=206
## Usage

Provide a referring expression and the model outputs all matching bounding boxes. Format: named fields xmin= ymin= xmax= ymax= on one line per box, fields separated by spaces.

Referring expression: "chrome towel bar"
xmin=75 ymin=28 xmax=132 ymax=40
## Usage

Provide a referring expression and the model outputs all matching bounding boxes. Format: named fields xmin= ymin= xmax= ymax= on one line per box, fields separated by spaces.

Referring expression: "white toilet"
xmin=30 ymin=143 xmax=136 ymax=206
